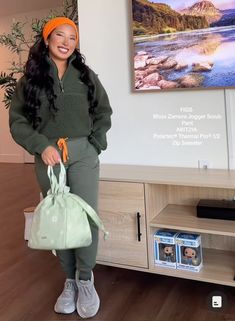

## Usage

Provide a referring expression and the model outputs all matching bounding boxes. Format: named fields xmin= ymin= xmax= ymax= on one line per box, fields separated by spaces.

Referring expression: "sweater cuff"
xmin=88 ymin=135 xmax=102 ymax=155
xmin=29 ymin=136 xmax=51 ymax=155
xmin=35 ymin=141 xmax=51 ymax=155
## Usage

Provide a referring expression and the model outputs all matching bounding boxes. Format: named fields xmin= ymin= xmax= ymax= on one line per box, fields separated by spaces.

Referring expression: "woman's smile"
xmin=57 ymin=46 xmax=69 ymax=54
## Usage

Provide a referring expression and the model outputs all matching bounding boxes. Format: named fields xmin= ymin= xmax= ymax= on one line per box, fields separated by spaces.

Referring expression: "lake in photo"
xmin=135 ymin=26 xmax=235 ymax=87
xmin=132 ymin=0 xmax=235 ymax=90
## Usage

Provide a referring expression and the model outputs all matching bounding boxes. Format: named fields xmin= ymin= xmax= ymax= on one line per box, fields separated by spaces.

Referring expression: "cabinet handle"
xmin=137 ymin=212 xmax=142 ymax=242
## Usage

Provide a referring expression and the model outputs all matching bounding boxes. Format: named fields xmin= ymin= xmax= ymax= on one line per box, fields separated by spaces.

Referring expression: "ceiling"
xmin=0 ymin=0 xmax=62 ymax=17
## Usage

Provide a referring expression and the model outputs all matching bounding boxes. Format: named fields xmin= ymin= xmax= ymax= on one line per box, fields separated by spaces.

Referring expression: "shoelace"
xmin=63 ymin=280 xmax=77 ymax=296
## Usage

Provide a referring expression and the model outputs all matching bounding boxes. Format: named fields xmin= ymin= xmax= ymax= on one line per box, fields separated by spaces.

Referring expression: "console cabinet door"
xmin=97 ymin=181 xmax=148 ymax=268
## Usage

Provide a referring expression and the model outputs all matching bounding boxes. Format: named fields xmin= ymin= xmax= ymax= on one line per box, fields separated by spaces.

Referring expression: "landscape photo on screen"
xmin=132 ymin=0 xmax=235 ymax=91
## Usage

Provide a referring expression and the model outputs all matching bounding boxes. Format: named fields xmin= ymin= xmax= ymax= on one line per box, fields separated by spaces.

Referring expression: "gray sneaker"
xmin=76 ymin=272 xmax=100 ymax=318
xmin=54 ymin=279 xmax=78 ymax=314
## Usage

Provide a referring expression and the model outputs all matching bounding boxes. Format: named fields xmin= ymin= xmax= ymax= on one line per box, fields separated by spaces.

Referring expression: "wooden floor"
xmin=1 ymin=163 xmax=235 ymax=321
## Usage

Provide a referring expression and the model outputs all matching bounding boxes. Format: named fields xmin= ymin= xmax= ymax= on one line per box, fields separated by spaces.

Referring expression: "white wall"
xmin=78 ymin=0 xmax=235 ymax=169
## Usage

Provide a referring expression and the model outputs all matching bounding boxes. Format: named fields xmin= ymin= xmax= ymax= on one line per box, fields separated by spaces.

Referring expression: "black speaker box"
xmin=197 ymin=199 xmax=235 ymax=221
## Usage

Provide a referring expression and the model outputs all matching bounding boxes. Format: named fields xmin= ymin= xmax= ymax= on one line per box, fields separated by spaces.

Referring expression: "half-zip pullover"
xmin=9 ymin=54 xmax=112 ymax=155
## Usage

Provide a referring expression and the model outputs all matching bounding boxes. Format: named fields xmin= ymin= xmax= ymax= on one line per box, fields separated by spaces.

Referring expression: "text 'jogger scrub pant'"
xmin=34 ymin=137 xmax=100 ymax=281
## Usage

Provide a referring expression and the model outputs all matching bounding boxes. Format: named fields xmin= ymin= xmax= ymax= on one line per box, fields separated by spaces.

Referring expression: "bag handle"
xmin=47 ymin=165 xmax=58 ymax=194
xmin=47 ymin=161 xmax=68 ymax=194
xmin=58 ymin=160 xmax=67 ymax=191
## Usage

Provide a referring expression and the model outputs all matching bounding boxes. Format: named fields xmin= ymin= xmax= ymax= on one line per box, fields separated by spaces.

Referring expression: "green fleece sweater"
xmin=9 ymin=55 xmax=112 ymax=155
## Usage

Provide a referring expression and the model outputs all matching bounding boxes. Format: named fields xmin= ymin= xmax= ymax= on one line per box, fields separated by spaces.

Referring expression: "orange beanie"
xmin=43 ymin=17 xmax=79 ymax=45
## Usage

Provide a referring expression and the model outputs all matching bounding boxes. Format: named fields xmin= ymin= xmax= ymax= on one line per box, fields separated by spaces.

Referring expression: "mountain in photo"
xmin=180 ymin=1 xmax=222 ymax=24
xmin=211 ymin=8 xmax=235 ymax=26
xmin=132 ymin=0 xmax=209 ymax=36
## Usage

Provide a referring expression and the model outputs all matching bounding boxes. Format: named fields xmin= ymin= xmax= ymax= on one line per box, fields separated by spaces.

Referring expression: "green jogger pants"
xmin=34 ymin=137 xmax=100 ymax=280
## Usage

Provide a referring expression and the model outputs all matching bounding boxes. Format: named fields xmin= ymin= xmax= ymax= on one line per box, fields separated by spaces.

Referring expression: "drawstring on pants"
xmin=57 ymin=138 xmax=69 ymax=163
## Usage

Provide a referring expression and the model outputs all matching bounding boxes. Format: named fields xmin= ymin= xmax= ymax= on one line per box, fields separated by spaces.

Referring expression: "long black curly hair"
xmin=24 ymin=36 xmax=97 ymax=129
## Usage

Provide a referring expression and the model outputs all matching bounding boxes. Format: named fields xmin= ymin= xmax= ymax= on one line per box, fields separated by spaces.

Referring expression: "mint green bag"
xmin=28 ymin=161 xmax=108 ymax=250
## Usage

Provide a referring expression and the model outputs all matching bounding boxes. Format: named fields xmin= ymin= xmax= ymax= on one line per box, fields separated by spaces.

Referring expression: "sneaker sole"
xmin=76 ymin=293 xmax=100 ymax=318
xmin=54 ymin=304 xmax=76 ymax=314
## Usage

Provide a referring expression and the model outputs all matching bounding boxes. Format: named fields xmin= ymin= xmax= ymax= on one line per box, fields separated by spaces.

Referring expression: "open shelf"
xmin=98 ymin=166 xmax=235 ymax=287
xmin=150 ymin=248 xmax=235 ymax=287
xmin=150 ymin=204 xmax=235 ymax=237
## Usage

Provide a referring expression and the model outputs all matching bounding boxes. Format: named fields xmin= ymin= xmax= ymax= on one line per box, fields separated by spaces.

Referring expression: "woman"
xmin=9 ymin=17 xmax=112 ymax=318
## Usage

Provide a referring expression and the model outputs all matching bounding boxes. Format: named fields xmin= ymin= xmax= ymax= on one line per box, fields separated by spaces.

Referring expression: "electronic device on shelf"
xmin=197 ymin=199 xmax=235 ymax=221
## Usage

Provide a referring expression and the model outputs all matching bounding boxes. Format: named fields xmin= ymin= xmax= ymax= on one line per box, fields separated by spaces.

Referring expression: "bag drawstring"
xmin=57 ymin=138 xmax=69 ymax=163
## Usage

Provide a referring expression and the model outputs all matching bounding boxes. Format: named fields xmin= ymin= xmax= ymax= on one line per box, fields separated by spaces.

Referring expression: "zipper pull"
xmin=59 ymin=80 xmax=64 ymax=93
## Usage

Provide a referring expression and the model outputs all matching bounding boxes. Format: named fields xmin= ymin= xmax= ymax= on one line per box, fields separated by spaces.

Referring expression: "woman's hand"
xmin=41 ymin=146 xmax=61 ymax=166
